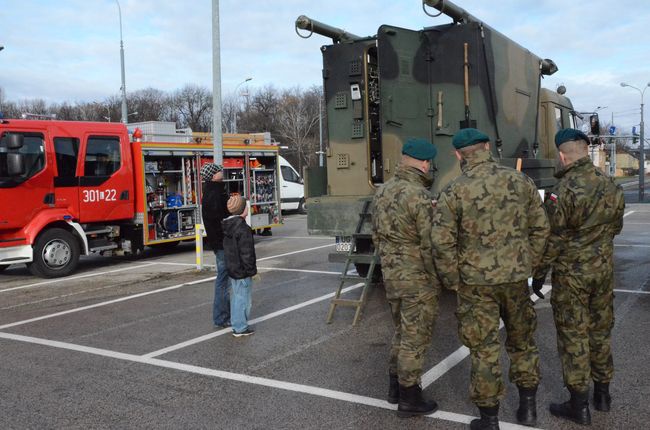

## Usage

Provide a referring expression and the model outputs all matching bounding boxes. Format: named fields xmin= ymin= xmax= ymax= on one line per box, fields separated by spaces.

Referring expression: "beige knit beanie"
xmin=227 ymin=195 xmax=246 ymax=215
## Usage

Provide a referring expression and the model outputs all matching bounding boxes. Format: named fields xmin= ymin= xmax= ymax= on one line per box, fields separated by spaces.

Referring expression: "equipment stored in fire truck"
xmin=0 ymin=120 xmax=282 ymax=277
xmin=295 ymin=0 xmax=584 ymax=275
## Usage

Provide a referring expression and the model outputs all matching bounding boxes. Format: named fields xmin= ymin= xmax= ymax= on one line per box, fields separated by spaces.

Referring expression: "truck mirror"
xmin=6 ymin=133 xmax=25 ymax=149
xmin=7 ymin=153 xmax=26 ymax=176
xmin=589 ymin=114 xmax=600 ymax=135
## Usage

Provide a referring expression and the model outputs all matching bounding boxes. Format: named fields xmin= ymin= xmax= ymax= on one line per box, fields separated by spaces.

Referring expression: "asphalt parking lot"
xmin=1 ymin=208 xmax=650 ymax=429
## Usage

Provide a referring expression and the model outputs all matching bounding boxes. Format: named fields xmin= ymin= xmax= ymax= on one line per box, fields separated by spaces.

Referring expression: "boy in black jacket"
xmin=200 ymin=163 xmax=231 ymax=328
xmin=222 ymin=195 xmax=257 ymax=337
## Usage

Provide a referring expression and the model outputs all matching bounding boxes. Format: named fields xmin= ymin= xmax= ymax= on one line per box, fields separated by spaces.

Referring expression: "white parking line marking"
xmin=421 ymin=284 xmax=552 ymax=388
xmin=0 ymin=262 xmax=158 ymax=294
xmin=0 ymin=276 xmax=217 ymax=330
xmin=143 ymin=283 xmax=365 ymax=358
xmin=623 ymin=210 xmax=636 ymax=218
xmin=0 ymin=331 xmax=538 ymax=430
xmin=152 ymin=262 xmax=342 ymax=276
xmin=151 ymin=261 xmax=200 ymax=267
xmin=257 ymin=243 xmax=335 ymax=261
xmin=152 ymin=243 xmax=336 ymax=267
xmin=615 ymin=289 xmax=650 ymax=295
xmin=257 ymin=267 xmax=341 ymax=275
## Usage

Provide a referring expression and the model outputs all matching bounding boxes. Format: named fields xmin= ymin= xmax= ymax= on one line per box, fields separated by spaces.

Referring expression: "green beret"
xmin=452 ymin=128 xmax=490 ymax=149
xmin=402 ymin=137 xmax=437 ymax=160
xmin=555 ymin=128 xmax=589 ymax=147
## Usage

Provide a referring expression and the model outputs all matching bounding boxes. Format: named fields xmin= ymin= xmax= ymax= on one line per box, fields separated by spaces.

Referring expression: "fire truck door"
xmin=53 ymin=137 xmax=81 ymax=215
xmin=78 ymin=135 xmax=135 ymax=223
xmin=0 ymin=131 xmax=52 ymax=230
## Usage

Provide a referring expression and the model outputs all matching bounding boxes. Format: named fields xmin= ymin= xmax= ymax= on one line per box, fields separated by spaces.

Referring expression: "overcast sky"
xmin=1 ymin=0 xmax=649 ymax=132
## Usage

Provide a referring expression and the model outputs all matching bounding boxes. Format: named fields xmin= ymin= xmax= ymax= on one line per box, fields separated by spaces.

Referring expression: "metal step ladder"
xmin=326 ymin=200 xmax=380 ymax=326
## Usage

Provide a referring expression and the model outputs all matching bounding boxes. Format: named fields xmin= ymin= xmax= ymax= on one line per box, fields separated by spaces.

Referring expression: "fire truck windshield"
xmin=0 ymin=133 xmax=46 ymax=187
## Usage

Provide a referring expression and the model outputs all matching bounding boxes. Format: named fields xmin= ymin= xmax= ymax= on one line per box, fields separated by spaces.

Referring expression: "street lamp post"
xmin=232 ymin=78 xmax=252 ymax=133
xmin=621 ymin=82 xmax=650 ymax=202
xmin=115 ymin=0 xmax=128 ymax=124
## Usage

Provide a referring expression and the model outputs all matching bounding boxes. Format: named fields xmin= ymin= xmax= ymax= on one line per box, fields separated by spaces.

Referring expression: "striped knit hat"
xmin=227 ymin=195 xmax=246 ymax=215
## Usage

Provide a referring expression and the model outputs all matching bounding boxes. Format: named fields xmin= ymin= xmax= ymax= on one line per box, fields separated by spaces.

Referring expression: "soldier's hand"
xmin=531 ymin=278 xmax=545 ymax=299
xmin=252 ymin=274 xmax=261 ymax=282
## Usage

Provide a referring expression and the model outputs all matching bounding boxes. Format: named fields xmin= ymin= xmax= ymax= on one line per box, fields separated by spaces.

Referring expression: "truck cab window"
xmin=0 ymin=133 xmax=45 ymax=181
xmin=554 ymin=107 xmax=563 ymax=132
xmin=54 ymin=137 xmax=79 ymax=178
xmin=85 ymin=137 xmax=121 ymax=177
xmin=281 ymin=165 xmax=301 ymax=183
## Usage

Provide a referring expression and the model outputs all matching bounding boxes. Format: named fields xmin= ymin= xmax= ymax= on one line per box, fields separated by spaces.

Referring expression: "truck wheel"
xmin=28 ymin=228 xmax=80 ymax=278
xmin=298 ymin=198 xmax=307 ymax=214
xmin=354 ymin=263 xmax=382 ymax=282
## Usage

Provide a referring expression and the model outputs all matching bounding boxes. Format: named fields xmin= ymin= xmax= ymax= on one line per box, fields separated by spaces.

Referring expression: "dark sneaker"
xmin=214 ymin=321 xmax=231 ymax=329
xmin=232 ymin=328 xmax=255 ymax=337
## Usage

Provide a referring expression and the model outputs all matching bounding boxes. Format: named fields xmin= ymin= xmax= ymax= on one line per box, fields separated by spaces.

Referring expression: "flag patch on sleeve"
xmin=549 ymin=193 xmax=558 ymax=203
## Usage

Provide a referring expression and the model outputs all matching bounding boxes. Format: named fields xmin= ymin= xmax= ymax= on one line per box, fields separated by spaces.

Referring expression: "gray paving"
xmin=1 ymin=208 xmax=649 ymax=429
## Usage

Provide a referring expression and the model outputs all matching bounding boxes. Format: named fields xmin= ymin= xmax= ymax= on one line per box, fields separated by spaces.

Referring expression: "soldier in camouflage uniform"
xmin=371 ymin=137 xmax=441 ymax=418
xmin=432 ymin=128 xmax=550 ymax=430
xmin=532 ymin=129 xmax=625 ymax=426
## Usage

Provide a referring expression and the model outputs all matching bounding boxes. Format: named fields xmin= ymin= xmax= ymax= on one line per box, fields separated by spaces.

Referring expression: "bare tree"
xmin=128 ymin=88 xmax=169 ymax=123
xmin=170 ymin=84 xmax=213 ymax=131
xmin=221 ymin=93 xmax=237 ymax=133
xmin=276 ymin=86 xmax=320 ymax=172
xmin=240 ymin=85 xmax=280 ymax=134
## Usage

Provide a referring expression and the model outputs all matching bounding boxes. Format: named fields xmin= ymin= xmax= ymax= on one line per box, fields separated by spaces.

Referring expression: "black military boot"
xmin=593 ymin=381 xmax=611 ymax=412
xmin=396 ymin=384 xmax=438 ymax=418
xmin=470 ymin=405 xmax=500 ymax=430
xmin=387 ymin=374 xmax=399 ymax=404
xmin=516 ymin=386 xmax=537 ymax=427
xmin=549 ymin=389 xmax=591 ymax=425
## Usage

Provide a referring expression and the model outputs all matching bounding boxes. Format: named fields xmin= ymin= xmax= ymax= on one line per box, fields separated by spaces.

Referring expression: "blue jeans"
xmin=230 ymin=277 xmax=252 ymax=333
xmin=213 ymin=250 xmax=230 ymax=326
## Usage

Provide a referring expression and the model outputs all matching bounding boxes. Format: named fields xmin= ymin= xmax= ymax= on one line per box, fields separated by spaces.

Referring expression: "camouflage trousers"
xmin=551 ymin=270 xmax=615 ymax=392
xmin=386 ymin=280 xmax=440 ymax=387
xmin=456 ymin=282 xmax=540 ymax=407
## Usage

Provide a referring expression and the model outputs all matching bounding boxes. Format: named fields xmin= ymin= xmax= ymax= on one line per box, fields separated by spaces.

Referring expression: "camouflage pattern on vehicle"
xmin=295 ymin=0 xmax=577 ymax=254
xmin=534 ymin=156 xmax=625 ymax=392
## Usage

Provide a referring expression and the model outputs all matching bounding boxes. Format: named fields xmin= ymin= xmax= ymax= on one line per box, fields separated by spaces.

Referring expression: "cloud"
xmin=1 ymin=0 xmax=648 ymax=131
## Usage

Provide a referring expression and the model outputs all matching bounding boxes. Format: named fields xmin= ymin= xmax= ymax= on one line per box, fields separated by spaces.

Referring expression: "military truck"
xmin=296 ymin=0 xmax=578 ymax=274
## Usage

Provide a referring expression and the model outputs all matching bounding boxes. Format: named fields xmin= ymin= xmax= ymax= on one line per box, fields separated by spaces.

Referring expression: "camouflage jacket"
xmin=371 ymin=165 xmax=436 ymax=281
xmin=433 ymin=150 xmax=550 ymax=290
xmin=533 ymin=156 xmax=625 ymax=278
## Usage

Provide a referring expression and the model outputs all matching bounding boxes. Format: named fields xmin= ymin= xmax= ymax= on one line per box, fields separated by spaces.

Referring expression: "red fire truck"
xmin=0 ymin=119 xmax=282 ymax=278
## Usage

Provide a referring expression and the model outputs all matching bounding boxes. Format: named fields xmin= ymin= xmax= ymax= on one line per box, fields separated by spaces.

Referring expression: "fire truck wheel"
xmin=28 ymin=228 xmax=80 ymax=278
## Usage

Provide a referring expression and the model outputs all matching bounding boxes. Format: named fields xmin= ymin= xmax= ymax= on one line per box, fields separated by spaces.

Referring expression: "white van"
xmin=279 ymin=156 xmax=305 ymax=213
